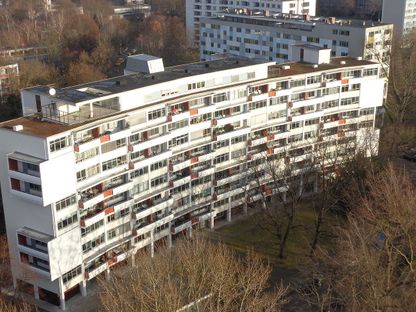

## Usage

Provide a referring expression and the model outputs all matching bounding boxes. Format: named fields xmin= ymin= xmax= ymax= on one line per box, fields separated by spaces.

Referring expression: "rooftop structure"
xmin=0 ymin=56 xmax=384 ymax=310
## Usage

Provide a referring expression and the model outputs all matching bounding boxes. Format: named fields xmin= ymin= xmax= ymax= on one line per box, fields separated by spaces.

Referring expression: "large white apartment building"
xmin=200 ymin=10 xmax=393 ymax=65
xmin=382 ymin=0 xmax=416 ymax=36
xmin=0 ymin=55 xmax=384 ymax=310
xmin=186 ymin=0 xmax=317 ymax=46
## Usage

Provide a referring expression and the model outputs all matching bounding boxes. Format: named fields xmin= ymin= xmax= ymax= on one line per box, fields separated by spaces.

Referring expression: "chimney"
xmin=264 ymin=10 xmax=270 ymax=17
xmin=13 ymin=125 xmax=23 ymax=132
xmin=303 ymin=14 xmax=310 ymax=21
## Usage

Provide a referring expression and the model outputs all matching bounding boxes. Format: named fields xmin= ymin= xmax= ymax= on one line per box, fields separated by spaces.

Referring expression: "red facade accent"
xmin=8 ymin=158 xmax=18 ymax=171
xmin=10 ymin=178 xmax=20 ymax=191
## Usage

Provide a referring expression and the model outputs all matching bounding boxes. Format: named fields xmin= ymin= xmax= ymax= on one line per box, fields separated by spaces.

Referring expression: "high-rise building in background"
xmin=200 ymin=10 xmax=393 ymax=66
xmin=0 ymin=54 xmax=384 ymax=310
xmin=382 ymin=0 xmax=416 ymax=35
xmin=186 ymin=0 xmax=317 ymax=46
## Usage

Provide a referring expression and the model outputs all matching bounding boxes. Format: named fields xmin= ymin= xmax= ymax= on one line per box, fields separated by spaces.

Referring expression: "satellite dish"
xmin=49 ymin=88 xmax=56 ymax=96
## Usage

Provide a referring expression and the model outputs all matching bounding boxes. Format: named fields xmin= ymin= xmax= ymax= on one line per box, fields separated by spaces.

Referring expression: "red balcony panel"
xmin=143 ymin=131 xmax=149 ymax=140
xmin=92 ymin=127 xmax=100 ymax=138
xmin=80 ymin=220 xmax=85 ymax=227
xmin=288 ymin=101 xmax=293 ymax=108
xmin=191 ymin=173 xmax=199 ymax=179
xmin=20 ymin=252 xmax=29 ymax=264
xmin=287 ymin=116 xmax=292 ymax=122
xmin=191 ymin=157 xmax=199 ymax=164
xmin=128 ymin=161 xmax=134 ymax=170
xmin=18 ymin=234 xmax=27 ymax=245
xmin=105 ymin=207 xmax=114 ymax=215
xmin=212 ymin=193 xmax=217 ymax=200
xmin=128 ymin=145 xmax=133 ymax=152
xmin=100 ymin=135 xmax=110 ymax=143
xmin=144 ymin=149 xmax=150 ymax=158
xmin=10 ymin=178 xmax=20 ymax=191
xmin=191 ymin=217 xmax=198 ymax=225
xmin=73 ymin=144 xmax=79 ymax=152
xmin=268 ymin=90 xmax=276 ymax=97
xmin=211 ymin=119 xmax=217 ymax=126
xmin=169 ymin=181 xmax=174 ymax=188
xmin=267 ymin=135 xmax=274 ymax=141
xmin=78 ymin=200 xmax=84 ymax=209
xmin=341 ymin=79 xmax=349 ymax=85
xmin=339 ymin=119 xmax=346 ymax=125
xmin=167 ymin=114 xmax=172 ymax=122
xmin=8 ymin=158 xmax=18 ymax=171
xmin=189 ymin=108 xmax=198 ymax=116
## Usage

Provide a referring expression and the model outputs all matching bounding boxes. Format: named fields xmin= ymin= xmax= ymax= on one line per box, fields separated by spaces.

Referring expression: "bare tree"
xmin=301 ymin=164 xmax=416 ymax=311
xmin=98 ymin=237 xmax=287 ymax=312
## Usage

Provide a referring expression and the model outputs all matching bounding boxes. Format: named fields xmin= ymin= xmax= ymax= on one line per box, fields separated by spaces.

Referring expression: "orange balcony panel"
xmin=167 ymin=114 xmax=172 ymax=122
xmin=78 ymin=200 xmax=84 ymax=209
xmin=341 ymin=79 xmax=349 ymax=85
xmin=103 ymin=189 xmax=113 ymax=198
xmin=105 ymin=207 xmax=114 ymax=215
xmin=191 ymin=157 xmax=199 ymax=164
xmin=268 ymin=90 xmax=276 ymax=97
xmin=189 ymin=108 xmax=198 ymax=116
xmin=267 ymin=149 xmax=273 ymax=155
xmin=100 ymin=135 xmax=110 ymax=143
xmin=191 ymin=173 xmax=199 ymax=179
xmin=337 ymin=132 xmax=345 ymax=138
xmin=74 ymin=144 xmax=79 ymax=152
xmin=267 ymin=135 xmax=274 ymax=141
xmin=339 ymin=119 xmax=346 ymax=125
xmin=107 ymin=258 xmax=116 ymax=265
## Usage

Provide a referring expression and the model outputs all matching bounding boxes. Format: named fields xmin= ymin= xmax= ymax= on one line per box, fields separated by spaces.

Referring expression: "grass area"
xmin=207 ymin=200 xmax=341 ymax=281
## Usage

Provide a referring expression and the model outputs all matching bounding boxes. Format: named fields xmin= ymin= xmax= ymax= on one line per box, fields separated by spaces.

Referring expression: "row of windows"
xmin=57 ymin=213 xmax=78 ymax=231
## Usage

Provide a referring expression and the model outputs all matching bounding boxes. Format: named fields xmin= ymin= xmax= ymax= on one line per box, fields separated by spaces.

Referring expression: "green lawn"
xmin=207 ymin=201 xmax=340 ymax=280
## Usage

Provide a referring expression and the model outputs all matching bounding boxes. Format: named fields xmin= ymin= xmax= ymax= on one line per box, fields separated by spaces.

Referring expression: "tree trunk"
xmin=279 ymin=217 xmax=293 ymax=259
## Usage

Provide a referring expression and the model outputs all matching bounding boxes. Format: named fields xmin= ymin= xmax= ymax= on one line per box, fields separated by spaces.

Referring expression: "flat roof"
xmin=209 ymin=10 xmax=392 ymax=29
xmin=1 ymin=57 xmax=378 ymax=138
xmin=25 ymin=57 xmax=269 ymax=104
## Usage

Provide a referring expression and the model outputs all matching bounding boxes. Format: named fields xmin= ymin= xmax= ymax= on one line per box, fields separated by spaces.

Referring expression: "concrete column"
xmin=298 ymin=176 xmax=304 ymax=196
xmin=80 ymin=280 xmax=87 ymax=297
xmin=282 ymin=192 xmax=287 ymax=202
xmin=89 ymin=102 xmax=93 ymax=118
xmin=34 ymin=285 xmax=39 ymax=300
xmin=188 ymin=226 xmax=193 ymax=239
xmin=12 ymin=277 xmax=17 ymax=290
xmin=105 ymin=268 xmax=110 ymax=281
xmin=243 ymin=201 xmax=248 ymax=215
xmin=168 ymin=233 xmax=173 ymax=248
xmin=209 ymin=216 xmax=215 ymax=229
xmin=227 ymin=208 xmax=232 ymax=222
xmin=130 ymin=253 xmax=136 ymax=267
xmin=59 ymin=293 xmax=66 ymax=311
xmin=150 ymin=230 xmax=155 ymax=258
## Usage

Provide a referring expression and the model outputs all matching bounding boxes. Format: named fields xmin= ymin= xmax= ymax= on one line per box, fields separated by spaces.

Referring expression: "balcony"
xmin=80 ymin=206 xmax=113 ymax=228
xmin=171 ymin=220 xmax=192 ymax=235
xmin=134 ymin=213 xmax=174 ymax=237
xmin=134 ymin=197 xmax=174 ymax=220
xmin=85 ymin=261 xmax=108 ymax=280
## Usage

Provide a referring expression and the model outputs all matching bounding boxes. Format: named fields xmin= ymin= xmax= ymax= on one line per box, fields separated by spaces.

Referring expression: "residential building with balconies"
xmin=186 ymin=0 xmax=317 ymax=46
xmin=0 ymin=55 xmax=384 ymax=310
xmin=200 ymin=10 xmax=393 ymax=67
xmin=382 ymin=0 xmax=416 ymax=36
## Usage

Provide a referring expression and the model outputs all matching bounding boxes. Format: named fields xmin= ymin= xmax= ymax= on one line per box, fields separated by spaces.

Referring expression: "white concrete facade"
xmin=200 ymin=11 xmax=393 ymax=66
xmin=186 ymin=0 xmax=317 ymax=46
xmin=382 ymin=0 xmax=416 ymax=36
xmin=0 ymin=56 xmax=384 ymax=310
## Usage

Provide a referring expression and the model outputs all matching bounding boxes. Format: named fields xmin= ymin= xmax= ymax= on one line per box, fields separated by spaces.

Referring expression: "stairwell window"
xmin=50 ymin=136 xmax=71 ymax=152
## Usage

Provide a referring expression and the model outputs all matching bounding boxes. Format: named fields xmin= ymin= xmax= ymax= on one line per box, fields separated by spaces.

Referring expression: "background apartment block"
xmin=382 ymin=0 xmax=416 ymax=35
xmin=200 ymin=11 xmax=393 ymax=65
xmin=186 ymin=0 xmax=317 ymax=46
xmin=0 ymin=63 xmax=19 ymax=101
xmin=0 ymin=54 xmax=384 ymax=310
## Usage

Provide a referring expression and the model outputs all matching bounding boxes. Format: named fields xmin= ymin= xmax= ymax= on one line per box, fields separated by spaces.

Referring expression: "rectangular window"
xmin=57 ymin=212 xmax=78 ymax=231
xmin=82 ymin=233 xmax=105 ymax=253
xmin=62 ymin=266 xmax=82 ymax=284
xmin=102 ymin=156 xmax=127 ymax=171
xmin=56 ymin=194 xmax=77 ymax=211
xmin=148 ymin=108 xmax=166 ymax=120
xmin=50 ymin=136 xmax=70 ymax=152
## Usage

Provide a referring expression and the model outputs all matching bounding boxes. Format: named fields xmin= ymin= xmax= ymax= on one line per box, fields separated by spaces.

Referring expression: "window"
xmin=62 ymin=266 xmax=82 ymax=284
xmin=168 ymin=120 xmax=188 ymax=131
xmin=341 ymin=97 xmax=359 ymax=106
xmin=77 ymin=164 xmax=100 ymax=182
xmin=268 ymin=110 xmax=287 ymax=120
xmin=50 ymin=136 xmax=70 ymax=152
xmin=213 ymin=92 xmax=229 ymax=103
xmin=249 ymin=100 xmax=267 ymax=110
xmin=150 ymin=160 xmax=167 ymax=171
xmin=270 ymin=96 xmax=288 ymax=106
xmin=188 ymin=81 xmax=205 ymax=90
xmin=151 ymin=174 xmax=168 ymax=188
xmin=214 ymin=153 xmax=229 ymax=164
xmin=291 ymin=122 xmax=302 ymax=129
xmin=130 ymin=167 xmax=148 ymax=179
xmin=363 ymin=68 xmax=378 ymax=76
xmin=81 ymin=220 xmax=104 ymax=237
xmin=231 ymin=135 xmax=246 ymax=144
xmin=231 ymin=148 xmax=246 ymax=159
xmin=58 ymin=213 xmax=78 ymax=231
xmin=75 ymin=147 xmax=99 ymax=163
xmin=169 ymin=134 xmax=188 ymax=148
xmin=56 ymin=194 xmax=77 ymax=211
xmin=102 ymin=156 xmax=127 ymax=171
xmin=148 ymin=108 xmax=166 ymax=120
xmin=82 ymin=234 xmax=105 ymax=253
xmin=290 ymin=79 xmax=305 ymax=88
